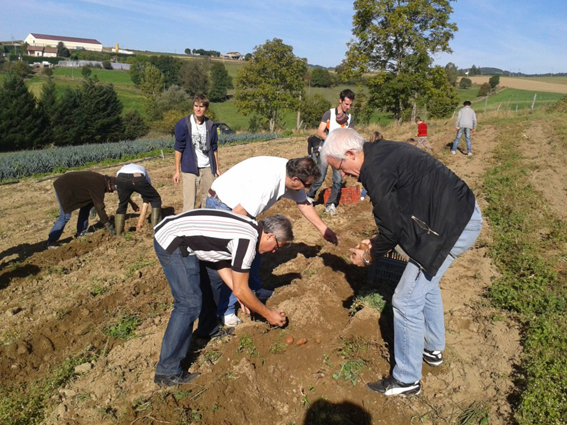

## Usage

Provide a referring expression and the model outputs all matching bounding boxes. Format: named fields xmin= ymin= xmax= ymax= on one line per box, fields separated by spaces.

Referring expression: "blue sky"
xmin=1 ymin=0 xmax=566 ymax=74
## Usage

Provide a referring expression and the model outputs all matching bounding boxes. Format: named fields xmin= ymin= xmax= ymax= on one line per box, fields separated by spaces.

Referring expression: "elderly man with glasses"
xmin=321 ymin=128 xmax=482 ymax=396
xmin=206 ymin=156 xmax=338 ymax=327
xmin=153 ymin=211 xmax=293 ymax=387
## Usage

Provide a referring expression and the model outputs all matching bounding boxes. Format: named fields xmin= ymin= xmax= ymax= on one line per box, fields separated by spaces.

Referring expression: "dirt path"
xmin=0 ymin=126 xmax=521 ymax=424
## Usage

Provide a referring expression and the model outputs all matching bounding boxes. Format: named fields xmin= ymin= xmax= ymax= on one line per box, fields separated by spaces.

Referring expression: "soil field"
xmin=1 ymin=123 xmax=525 ymax=424
xmin=467 ymin=76 xmax=567 ymax=94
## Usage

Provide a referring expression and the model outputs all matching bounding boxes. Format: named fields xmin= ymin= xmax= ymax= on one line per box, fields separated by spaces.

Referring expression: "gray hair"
xmin=261 ymin=214 xmax=294 ymax=242
xmin=320 ymin=128 xmax=366 ymax=167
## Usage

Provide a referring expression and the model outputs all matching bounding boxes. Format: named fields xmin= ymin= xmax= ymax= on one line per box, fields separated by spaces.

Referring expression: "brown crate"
xmin=323 ymin=185 xmax=361 ymax=205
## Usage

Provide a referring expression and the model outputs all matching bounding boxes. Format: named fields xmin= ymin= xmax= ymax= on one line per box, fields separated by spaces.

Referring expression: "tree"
xmin=209 ymin=62 xmax=232 ymax=102
xmin=122 ymin=110 xmax=149 ymax=140
xmin=39 ymin=78 xmax=58 ymax=140
xmin=444 ymin=62 xmax=458 ymax=86
xmin=184 ymin=48 xmax=191 ymax=55
xmin=344 ymin=0 xmax=458 ymax=122
xmin=478 ymin=82 xmax=491 ymax=97
xmin=425 ymin=66 xmax=460 ymax=118
xmin=139 ymin=63 xmax=165 ymax=119
xmin=81 ymin=65 xmax=92 ymax=79
xmin=102 ymin=60 xmax=113 ymax=70
xmin=129 ymin=56 xmax=150 ymax=87
xmin=489 ymin=74 xmax=500 ymax=89
xmin=310 ymin=68 xmax=333 ymax=87
xmin=0 ymin=73 xmax=49 ymax=151
xmin=10 ymin=60 xmax=31 ymax=78
xmin=470 ymin=64 xmax=480 ymax=75
xmin=149 ymin=55 xmax=182 ymax=88
xmin=57 ymin=42 xmax=70 ymax=58
xmin=77 ymin=80 xmax=124 ymax=143
xmin=300 ymin=94 xmax=331 ymax=128
xmin=235 ymin=38 xmax=307 ymax=132
xmin=178 ymin=59 xmax=210 ymax=97
xmin=459 ymin=77 xmax=472 ymax=89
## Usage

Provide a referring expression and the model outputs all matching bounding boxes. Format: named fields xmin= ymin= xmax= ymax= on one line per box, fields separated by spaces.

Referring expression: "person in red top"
xmin=414 ymin=117 xmax=433 ymax=151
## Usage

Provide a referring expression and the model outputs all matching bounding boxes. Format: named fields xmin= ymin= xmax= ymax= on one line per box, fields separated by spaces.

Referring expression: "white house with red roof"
xmin=24 ymin=33 xmax=103 ymax=52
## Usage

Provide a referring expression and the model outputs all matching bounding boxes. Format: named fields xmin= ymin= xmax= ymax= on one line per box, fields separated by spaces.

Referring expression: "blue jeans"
xmin=47 ymin=192 xmax=91 ymax=242
xmin=205 ymin=195 xmax=262 ymax=317
xmin=307 ymin=155 xmax=342 ymax=207
xmin=154 ymin=240 xmax=221 ymax=376
xmin=451 ymin=128 xmax=472 ymax=154
xmin=392 ymin=202 xmax=482 ymax=383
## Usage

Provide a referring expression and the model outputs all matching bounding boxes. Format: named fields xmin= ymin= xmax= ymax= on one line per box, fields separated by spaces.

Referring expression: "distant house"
xmin=26 ymin=45 xmax=59 ymax=58
xmin=24 ymin=33 xmax=103 ymax=52
xmin=224 ymin=52 xmax=243 ymax=60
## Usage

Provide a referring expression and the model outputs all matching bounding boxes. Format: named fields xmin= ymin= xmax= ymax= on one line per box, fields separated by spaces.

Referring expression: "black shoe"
xmin=367 ymin=376 xmax=421 ymax=396
xmin=154 ymin=371 xmax=200 ymax=387
xmin=46 ymin=241 xmax=58 ymax=250
xmin=194 ymin=326 xmax=234 ymax=341
xmin=423 ymin=349 xmax=443 ymax=366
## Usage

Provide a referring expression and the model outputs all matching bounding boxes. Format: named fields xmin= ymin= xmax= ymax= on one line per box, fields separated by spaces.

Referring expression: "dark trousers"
xmin=116 ymin=173 xmax=161 ymax=214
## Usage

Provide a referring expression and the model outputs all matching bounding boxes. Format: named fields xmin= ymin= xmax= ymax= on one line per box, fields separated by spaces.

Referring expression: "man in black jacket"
xmin=321 ymin=128 xmax=483 ymax=396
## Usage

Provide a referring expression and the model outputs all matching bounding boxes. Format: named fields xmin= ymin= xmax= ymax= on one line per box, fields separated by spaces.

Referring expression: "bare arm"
xmin=214 ymin=151 xmax=221 ymax=177
xmin=296 ymin=201 xmax=338 ymax=244
xmin=173 ymin=151 xmax=182 ymax=185
xmin=316 ymin=121 xmax=327 ymax=140
xmin=232 ymin=203 xmax=252 ymax=217
xmin=217 ymin=267 xmax=286 ymax=326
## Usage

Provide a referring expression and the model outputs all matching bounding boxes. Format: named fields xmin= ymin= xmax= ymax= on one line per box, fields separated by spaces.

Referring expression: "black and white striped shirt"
xmin=154 ymin=209 xmax=261 ymax=273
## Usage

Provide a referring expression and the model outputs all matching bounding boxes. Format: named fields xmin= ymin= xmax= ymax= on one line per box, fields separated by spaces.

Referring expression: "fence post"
xmin=531 ymin=94 xmax=537 ymax=111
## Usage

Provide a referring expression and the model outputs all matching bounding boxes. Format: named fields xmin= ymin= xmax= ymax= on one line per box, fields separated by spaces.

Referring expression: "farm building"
xmin=224 ymin=51 xmax=244 ymax=60
xmin=24 ymin=33 xmax=103 ymax=52
xmin=26 ymin=45 xmax=57 ymax=57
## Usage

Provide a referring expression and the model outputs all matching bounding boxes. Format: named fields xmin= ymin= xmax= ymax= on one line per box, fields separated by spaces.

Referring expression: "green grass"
xmin=104 ymin=315 xmax=139 ymax=340
xmin=53 ymin=67 xmax=135 ymax=86
xmin=482 ymin=113 xmax=567 ymax=424
xmin=462 ymin=88 xmax=564 ymax=113
xmin=0 ymin=353 xmax=94 ymax=425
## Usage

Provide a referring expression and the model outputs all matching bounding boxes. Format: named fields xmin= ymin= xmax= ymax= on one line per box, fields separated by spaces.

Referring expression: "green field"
xmin=468 ymin=88 xmax=563 ymax=112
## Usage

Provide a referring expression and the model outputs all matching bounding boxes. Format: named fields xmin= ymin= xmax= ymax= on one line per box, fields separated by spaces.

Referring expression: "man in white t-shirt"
xmin=206 ymin=156 xmax=338 ymax=326
xmin=173 ymin=94 xmax=221 ymax=211
xmin=114 ymin=163 xmax=162 ymax=235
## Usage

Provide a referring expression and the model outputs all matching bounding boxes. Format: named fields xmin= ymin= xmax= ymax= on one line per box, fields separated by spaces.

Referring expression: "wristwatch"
xmin=362 ymin=250 xmax=372 ymax=266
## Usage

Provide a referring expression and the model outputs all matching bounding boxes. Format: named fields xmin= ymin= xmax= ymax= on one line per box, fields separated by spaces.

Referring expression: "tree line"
xmin=0 ymin=72 xmax=147 ymax=152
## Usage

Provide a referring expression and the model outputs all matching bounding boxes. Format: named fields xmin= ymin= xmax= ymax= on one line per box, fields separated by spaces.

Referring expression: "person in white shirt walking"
xmin=451 ymin=101 xmax=477 ymax=156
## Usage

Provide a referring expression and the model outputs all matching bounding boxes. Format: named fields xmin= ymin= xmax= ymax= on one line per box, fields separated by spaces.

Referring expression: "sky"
xmin=1 ymin=0 xmax=566 ymax=75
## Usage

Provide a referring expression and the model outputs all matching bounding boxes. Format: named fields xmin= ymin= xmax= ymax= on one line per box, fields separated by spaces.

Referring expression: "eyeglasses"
xmin=338 ymin=159 xmax=344 ymax=171
xmin=296 ymin=176 xmax=312 ymax=189
xmin=274 ymin=236 xmax=289 ymax=250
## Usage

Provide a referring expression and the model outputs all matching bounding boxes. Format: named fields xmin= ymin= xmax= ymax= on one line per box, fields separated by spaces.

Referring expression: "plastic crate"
xmin=323 ymin=185 xmax=361 ymax=205
xmin=367 ymin=250 xmax=409 ymax=285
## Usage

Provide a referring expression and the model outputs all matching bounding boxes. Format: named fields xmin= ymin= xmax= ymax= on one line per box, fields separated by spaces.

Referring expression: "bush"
xmin=102 ymin=60 xmax=113 ymax=70
xmin=489 ymin=74 xmax=500 ymax=89
xmin=478 ymin=82 xmax=491 ymax=97
xmin=122 ymin=110 xmax=149 ymax=140
xmin=459 ymin=77 xmax=472 ymax=89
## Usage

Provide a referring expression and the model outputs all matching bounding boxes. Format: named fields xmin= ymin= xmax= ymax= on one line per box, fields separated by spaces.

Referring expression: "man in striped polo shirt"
xmin=153 ymin=209 xmax=293 ymax=387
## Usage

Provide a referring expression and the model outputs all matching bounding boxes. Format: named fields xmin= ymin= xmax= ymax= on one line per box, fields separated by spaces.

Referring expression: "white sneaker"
xmin=223 ymin=313 xmax=242 ymax=327
xmin=306 ymin=196 xmax=314 ymax=204
xmin=326 ymin=204 xmax=338 ymax=216
xmin=255 ymin=288 xmax=274 ymax=302
xmin=467 ymin=152 xmax=473 ymax=156
xmin=450 ymin=150 xmax=456 ymax=155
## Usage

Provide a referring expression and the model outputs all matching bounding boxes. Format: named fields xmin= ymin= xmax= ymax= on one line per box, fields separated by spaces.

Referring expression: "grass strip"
xmin=482 ymin=115 xmax=567 ymax=424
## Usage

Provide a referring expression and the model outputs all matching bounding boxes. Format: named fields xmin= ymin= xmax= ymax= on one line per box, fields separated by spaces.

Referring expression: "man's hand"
xmin=266 ymin=309 xmax=287 ymax=327
xmin=172 ymin=171 xmax=181 ymax=185
xmin=322 ymin=227 xmax=338 ymax=245
xmin=129 ymin=201 xmax=140 ymax=212
xmin=104 ymin=222 xmax=116 ymax=235
xmin=349 ymin=248 xmax=367 ymax=267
